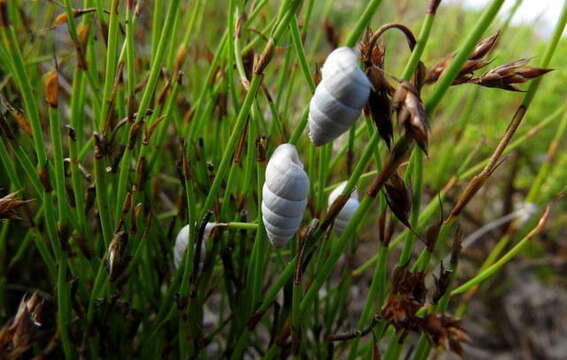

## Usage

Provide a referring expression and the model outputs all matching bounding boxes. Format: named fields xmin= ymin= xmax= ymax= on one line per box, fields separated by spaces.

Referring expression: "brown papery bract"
xmin=0 ymin=192 xmax=33 ymax=220
xmin=470 ymin=59 xmax=553 ymax=91
xmin=366 ymin=67 xmax=394 ymax=148
xmin=426 ymin=32 xmax=499 ymax=84
xmin=384 ymin=173 xmax=413 ymax=229
xmin=392 ymin=81 xmax=429 ymax=154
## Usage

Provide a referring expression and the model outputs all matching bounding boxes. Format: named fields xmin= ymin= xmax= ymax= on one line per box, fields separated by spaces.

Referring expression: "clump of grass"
xmin=0 ymin=0 xmax=566 ymax=359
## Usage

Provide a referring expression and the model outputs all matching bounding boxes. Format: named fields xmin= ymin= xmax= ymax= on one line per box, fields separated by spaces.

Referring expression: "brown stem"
xmin=446 ymin=105 xmax=527 ymax=224
xmin=327 ymin=315 xmax=381 ymax=342
xmin=368 ymin=23 xmax=417 ymax=54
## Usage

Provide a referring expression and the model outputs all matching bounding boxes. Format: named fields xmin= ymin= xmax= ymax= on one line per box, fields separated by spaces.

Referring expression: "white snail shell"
xmin=173 ymin=223 xmax=214 ymax=269
xmin=328 ymin=182 xmax=360 ymax=235
xmin=262 ymin=144 xmax=310 ymax=248
xmin=308 ymin=47 xmax=372 ymax=146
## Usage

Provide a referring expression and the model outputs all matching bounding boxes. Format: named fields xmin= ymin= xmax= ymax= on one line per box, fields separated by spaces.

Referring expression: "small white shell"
xmin=328 ymin=182 xmax=360 ymax=235
xmin=173 ymin=223 xmax=213 ymax=269
xmin=262 ymin=144 xmax=310 ymax=247
xmin=308 ymin=47 xmax=372 ymax=146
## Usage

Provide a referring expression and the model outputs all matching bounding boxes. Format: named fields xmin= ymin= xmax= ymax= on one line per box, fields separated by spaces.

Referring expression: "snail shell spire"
xmin=308 ymin=47 xmax=372 ymax=146
xmin=262 ymin=144 xmax=310 ymax=247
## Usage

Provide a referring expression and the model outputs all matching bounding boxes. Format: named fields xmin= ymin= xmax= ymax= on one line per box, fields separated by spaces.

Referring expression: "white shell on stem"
xmin=173 ymin=223 xmax=214 ymax=269
xmin=308 ymin=47 xmax=372 ymax=146
xmin=328 ymin=182 xmax=360 ymax=235
xmin=262 ymin=144 xmax=310 ymax=248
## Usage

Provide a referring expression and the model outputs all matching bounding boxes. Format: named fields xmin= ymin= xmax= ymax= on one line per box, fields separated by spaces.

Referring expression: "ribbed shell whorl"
xmin=262 ymin=144 xmax=310 ymax=248
xmin=328 ymin=182 xmax=360 ymax=235
xmin=308 ymin=47 xmax=372 ymax=146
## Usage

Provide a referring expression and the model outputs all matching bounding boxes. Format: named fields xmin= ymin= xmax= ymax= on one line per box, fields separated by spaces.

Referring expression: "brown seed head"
xmin=360 ymin=29 xmax=386 ymax=68
xmin=371 ymin=43 xmax=386 ymax=69
xmin=392 ymin=81 xmax=429 ymax=154
xmin=426 ymin=32 xmax=499 ymax=84
xmin=0 ymin=192 xmax=33 ymax=220
xmin=43 ymin=70 xmax=59 ymax=107
xmin=0 ymin=292 xmax=44 ymax=358
xmin=108 ymin=231 xmax=128 ymax=281
xmin=391 ymin=266 xmax=427 ymax=304
xmin=422 ymin=313 xmax=470 ymax=356
xmin=380 ymin=294 xmax=421 ymax=331
xmin=470 ymin=31 xmax=500 ymax=60
xmin=452 ymin=58 xmax=493 ymax=85
xmin=470 ymin=58 xmax=553 ymax=91
xmin=425 ymin=56 xmax=451 ymax=83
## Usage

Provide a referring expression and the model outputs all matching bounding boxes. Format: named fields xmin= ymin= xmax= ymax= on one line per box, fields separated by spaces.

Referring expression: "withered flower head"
xmin=0 ymin=292 xmax=44 ymax=359
xmin=470 ymin=31 xmax=500 ymax=60
xmin=380 ymin=294 xmax=421 ymax=332
xmin=107 ymin=231 xmax=128 ymax=281
xmin=0 ymin=192 xmax=32 ymax=220
xmin=380 ymin=265 xmax=428 ymax=331
xmin=384 ymin=173 xmax=413 ymax=229
xmin=422 ymin=313 xmax=471 ymax=357
xmin=470 ymin=58 xmax=553 ymax=91
xmin=425 ymin=55 xmax=451 ymax=84
xmin=391 ymin=266 xmax=427 ymax=304
xmin=359 ymin=28 xmax=386 ymax=68
xmin=426 ymin=32 xmax=499 ymax=84
xmin=452 ymin=58 xmax=493 ymax=85
xmin=391 ymin=81 xmax=429 ymax=154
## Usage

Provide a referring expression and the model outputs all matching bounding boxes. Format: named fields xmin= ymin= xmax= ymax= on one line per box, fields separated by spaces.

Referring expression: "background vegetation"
xmin=0 ymin=0 xmax=565 ymax=358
